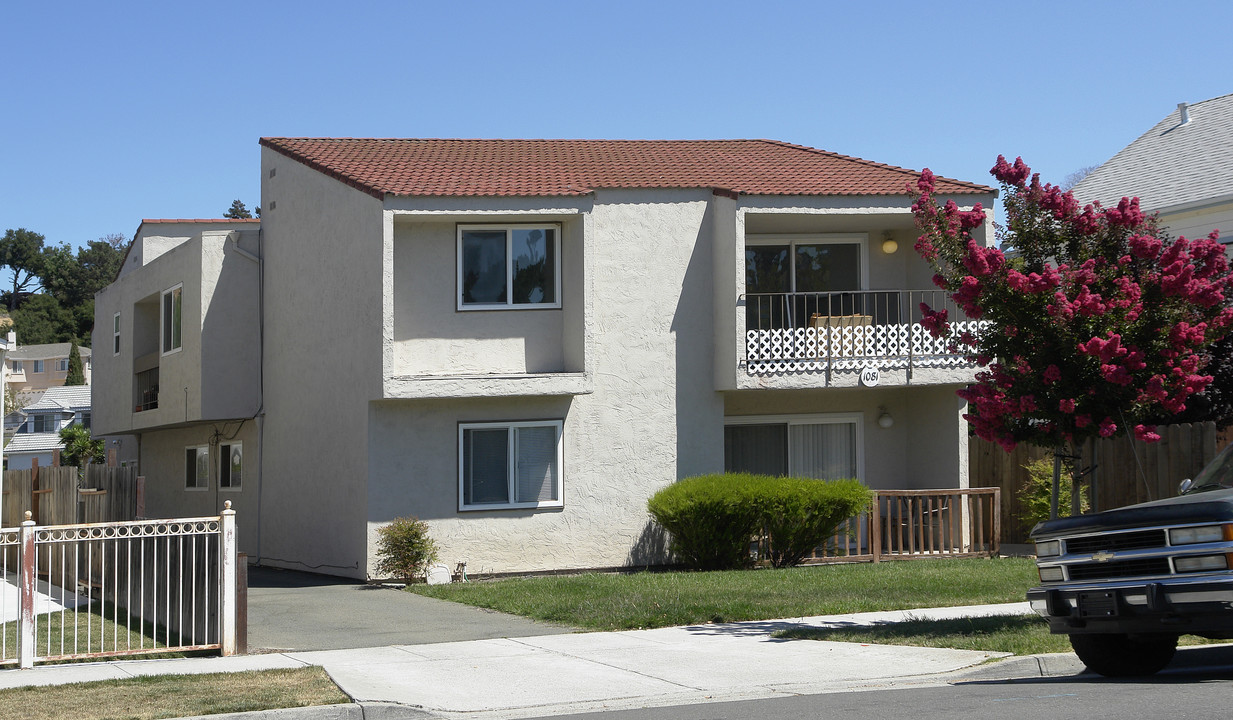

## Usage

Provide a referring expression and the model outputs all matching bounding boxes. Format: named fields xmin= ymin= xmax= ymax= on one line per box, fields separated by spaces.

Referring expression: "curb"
xmin=176 ymin=702 xmax=434 ymax=720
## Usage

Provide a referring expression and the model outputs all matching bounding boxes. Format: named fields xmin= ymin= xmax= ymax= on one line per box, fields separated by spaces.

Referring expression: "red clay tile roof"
xmin=258 ymin=138 xmax=991 ymax=200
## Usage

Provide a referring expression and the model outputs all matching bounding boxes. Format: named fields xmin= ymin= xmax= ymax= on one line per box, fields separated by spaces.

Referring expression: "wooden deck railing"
xmin=760 ymin=487 xmax=1001 ymax=565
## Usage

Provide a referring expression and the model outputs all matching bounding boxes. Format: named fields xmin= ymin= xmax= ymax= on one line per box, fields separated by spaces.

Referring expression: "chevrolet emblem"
xmin=1091 ymin=551 xmax=1116 ymax=563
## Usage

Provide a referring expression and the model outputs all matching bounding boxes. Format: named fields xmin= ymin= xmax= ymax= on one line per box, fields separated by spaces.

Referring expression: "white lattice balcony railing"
xmin=742 ymin=290 xmax=986 ymax=375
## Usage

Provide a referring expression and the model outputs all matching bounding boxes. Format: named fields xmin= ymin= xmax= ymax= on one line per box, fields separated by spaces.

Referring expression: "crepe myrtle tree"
xmin=911 ymin=156 xmax=1233 ymax=515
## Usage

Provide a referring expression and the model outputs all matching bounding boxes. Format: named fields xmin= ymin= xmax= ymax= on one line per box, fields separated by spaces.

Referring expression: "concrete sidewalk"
xmin=0 ymin=602 xmax=1069 ymax=720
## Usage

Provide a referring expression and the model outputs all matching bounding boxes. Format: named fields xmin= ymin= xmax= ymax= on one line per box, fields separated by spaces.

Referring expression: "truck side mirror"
xmin=1178 ymin=478 xmax=1193 ymax=495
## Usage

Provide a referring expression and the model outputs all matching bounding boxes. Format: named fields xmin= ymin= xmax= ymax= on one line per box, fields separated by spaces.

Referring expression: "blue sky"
xmin=3 ymin=0 xmax=1232 ymax=251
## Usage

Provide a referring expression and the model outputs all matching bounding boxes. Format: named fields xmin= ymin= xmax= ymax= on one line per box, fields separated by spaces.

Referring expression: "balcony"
xmin=743 ymin=289 xmax=985 ymax=375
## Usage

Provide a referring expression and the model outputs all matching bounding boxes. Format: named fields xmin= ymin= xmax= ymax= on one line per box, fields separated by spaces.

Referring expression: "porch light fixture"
xmin=877 ymin=408 xmax=894 ymax=429
xmin=881 ymin=230 xmax=898 ymax=254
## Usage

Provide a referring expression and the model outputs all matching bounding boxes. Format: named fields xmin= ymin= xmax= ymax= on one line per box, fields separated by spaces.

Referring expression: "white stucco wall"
xmin=365 ymin=188 xmax=726 ymax=575
xmin=258 ymin=146 xmax=385 ymax=577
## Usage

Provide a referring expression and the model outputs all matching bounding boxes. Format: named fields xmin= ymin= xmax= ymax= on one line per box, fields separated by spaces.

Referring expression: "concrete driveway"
xmin=244 ymin=565 xmax=576 ymax=652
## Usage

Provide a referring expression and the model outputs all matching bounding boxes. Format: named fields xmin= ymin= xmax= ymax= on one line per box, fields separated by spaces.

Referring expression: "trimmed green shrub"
xmin=646 ymin=473 xmax=764 ymax=570
xmin=647 ymin=473 xmax=873 ymax=570
xmin=374 ymin=516 xmax=440 ymax=580
xmin=750 ymin=476 xmax=871 ymax=568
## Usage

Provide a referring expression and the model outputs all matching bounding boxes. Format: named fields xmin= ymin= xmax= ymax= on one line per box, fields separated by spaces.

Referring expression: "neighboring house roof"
xmin=1071 ymin=93 xmax=1233 ymax=213
xmin=258 ymin=138 xmax=992 ymax=200
xmin=5 ymin=433 xmax=65 ymax=454
xmin=9 ymin=343 xmax=91 ymax=361
xmin=24 ymin=386 xmax=91 ymax=413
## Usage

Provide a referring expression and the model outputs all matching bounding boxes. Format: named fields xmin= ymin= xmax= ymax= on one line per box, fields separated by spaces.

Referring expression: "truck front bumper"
xmin=1028 ymin=575 xmax=1233 ymax=636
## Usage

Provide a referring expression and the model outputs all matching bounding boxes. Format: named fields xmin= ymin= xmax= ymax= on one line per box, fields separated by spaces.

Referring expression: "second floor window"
xmin=113 ymin=312 xmax=121 ymax=355
xmin=32 ymin=360 xmax=44 ymax=373
xmin=162 ymin=285 xmax=183 ymax=354
xmin=30 ymin=414 xmax=56 ymax=433
xmin=11 ymin=361 xmax=21 ymax=373
xmin=57 ymin=359 xmax=69 ymax=372
xmin=458 ymin=225 xmax=560 ymax=310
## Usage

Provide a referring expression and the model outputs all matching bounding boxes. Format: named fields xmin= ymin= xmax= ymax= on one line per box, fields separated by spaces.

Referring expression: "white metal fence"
xmin=1 ymin=503 xmax=237 ymax=668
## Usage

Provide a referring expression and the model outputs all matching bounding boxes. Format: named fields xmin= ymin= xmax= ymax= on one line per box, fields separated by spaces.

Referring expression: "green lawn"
xmin=407 ymin=556 xmax=1037 ymax=630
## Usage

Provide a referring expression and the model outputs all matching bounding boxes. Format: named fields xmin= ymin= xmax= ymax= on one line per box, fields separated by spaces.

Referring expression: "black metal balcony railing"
xmin=135 ymin=367 xmax=159 ymax=412
xmin=742 ymin=289 xmax=982 ymax=374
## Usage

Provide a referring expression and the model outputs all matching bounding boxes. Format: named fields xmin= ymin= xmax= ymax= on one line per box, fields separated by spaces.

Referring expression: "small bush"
xmin=374 ymin=516 xmax=439 ymax=580
xmin=1019 ymin=456 xmax=1089 ymax=533
xmin=750 ymin=476 xmax=871 ymax=568
xmin=646 ymin=474 xmax=764 ymax=570
xmin=647 ymin=473 xmax=872 ymax=570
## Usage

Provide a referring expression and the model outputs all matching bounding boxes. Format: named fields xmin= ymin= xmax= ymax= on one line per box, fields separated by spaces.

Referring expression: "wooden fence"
xmin=971 ymin=421 xmax=1233 ymax=544
xmin=2 ymin=465 xmax=139 ymax=527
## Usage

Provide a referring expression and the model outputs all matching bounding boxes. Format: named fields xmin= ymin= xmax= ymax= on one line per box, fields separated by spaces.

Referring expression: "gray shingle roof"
xmin=5 ymin=433 xmax=65 ymax=454
xmin=1071 ymin=93 xmax=1233 ymax=213
xmin=9 ymin=343 xmax=91 ymax=361
xmin=24 ymin=386 xmax=92 ymax=412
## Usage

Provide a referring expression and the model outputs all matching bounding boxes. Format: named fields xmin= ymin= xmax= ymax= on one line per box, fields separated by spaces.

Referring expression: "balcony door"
xmin=724 ymin=414 xmax=863 ymax=481
xmin=745 ymin=235 xmax=866 ymax=330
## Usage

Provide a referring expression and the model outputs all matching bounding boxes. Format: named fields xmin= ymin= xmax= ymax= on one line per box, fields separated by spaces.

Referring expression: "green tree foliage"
xmin=224 ymin=200 xmax=254 ymax=219
xmin=0 ymin=228 xmax=47 ymax=311
xmin=3 ymin=231 xmax=127 ymax=345
xmin=64 ymin=343 xmax=85 ymax=385
xmin=59 ymin=423 xmax=104 ymax=468
xmin=11 ymin=293 xmax=74 ymax=344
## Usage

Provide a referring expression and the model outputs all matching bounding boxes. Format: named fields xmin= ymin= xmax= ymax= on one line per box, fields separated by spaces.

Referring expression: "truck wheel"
xmin=1069 ymin=633 xmax=1178 ymax=677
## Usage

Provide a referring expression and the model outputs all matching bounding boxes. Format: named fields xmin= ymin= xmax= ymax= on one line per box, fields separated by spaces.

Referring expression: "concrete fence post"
xmin=18 ymin=511 xmax=36 ymax=669
xmin=219 ymin=501 xmax=237 ymax=656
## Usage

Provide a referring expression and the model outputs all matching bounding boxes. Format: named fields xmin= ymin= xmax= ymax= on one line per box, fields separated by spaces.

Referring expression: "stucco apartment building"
xmin=93 ymin=139 xmax=996 ymax=579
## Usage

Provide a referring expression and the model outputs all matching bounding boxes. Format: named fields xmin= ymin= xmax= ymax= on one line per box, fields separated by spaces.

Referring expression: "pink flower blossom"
xmin=1134 ymin=425 xmax=1161 ymax=443
xmin=1043 ymin=365 xmax=1061 ymax=384
xmin=991 ymin=155 xmax=1031 ymax=186
xmin=917 ymin=168 xmax=936 ymax=194
xmin=1058 ymin=398 xmax=1076 ymax=413
xmin=1098 ymin=418 xmax=1117 ymax=437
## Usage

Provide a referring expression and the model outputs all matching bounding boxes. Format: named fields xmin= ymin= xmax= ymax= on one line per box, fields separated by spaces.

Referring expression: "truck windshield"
xmin=1185 ymin=442 xmax=1233 ymax=494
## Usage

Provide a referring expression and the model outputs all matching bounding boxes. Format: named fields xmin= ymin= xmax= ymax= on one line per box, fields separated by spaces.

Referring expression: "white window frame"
xmin=185 ymin=445 xmax=208 ymax=491
xmin=458 ymin=420 xmax=564 ymax=511
xmin=744 ymin=233 xmax=870 ymax=293
xmin=32 ymin=360 xmax=44 ymax=374
xmin=220 ymin=441 xmax=242 ymax=491
xmin=113 ymin=312 xmax=121 ymax=356
xmin=456 ymin=224 xmax=562 ymax=311
xmin=723 ymin=412 xmax=865 ymax=480
xmin=57 ymin=358 xmax=69 ymax=372
xmin=11 ymin=361 xmax=21 ymax=373
xmin=162 ymin=284 xmax=183 ymax=356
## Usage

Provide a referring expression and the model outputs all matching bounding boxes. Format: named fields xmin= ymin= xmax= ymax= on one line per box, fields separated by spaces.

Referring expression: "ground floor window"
xmin=724 ymin=413 xmax=862 ymax=480
xmin=185 ymin=446 xmax=208 ymax=490
xmin=459 ymin=420 xmax=563 ymax=510
xmin=220 ymin=442 xmax=242 ymax=490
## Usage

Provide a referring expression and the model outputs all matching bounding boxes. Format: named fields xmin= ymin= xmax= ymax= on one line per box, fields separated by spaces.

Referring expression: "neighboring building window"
xmin=220 ymin=442 xmax=242 ymax=490
xmin=459 ymin=420 xmax=563 ymax=510
xmin=31 ymin=414 xmax=57 ymax=433
xmin=11 ymin=361 xmax=21 ymax=373
xmin=458 ymin=225 xmax=560 ymax=310
xmin=185 ymin=445 xmax=208 ymax=490
xmin=724 ymin=414 xmax=864 ymax=481
xmin=78 ymin=411 xmax=91 ymax=430
xmin=57 ymin=359 xmax=69 ymax=372
xmin=162 ymin=285 xmax=183 ymax=354
xmin=113 ymin=312 xmax=121 ymax=355
xmin=32 ymin=360 xmax=44 ymax=373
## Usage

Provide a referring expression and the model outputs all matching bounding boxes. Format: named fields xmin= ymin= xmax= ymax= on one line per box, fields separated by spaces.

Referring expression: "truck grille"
xmin=1065 ymin=529 xmax=1166 ymax=554
xmin=1067 ymin=558 xmax=1171 ymax=581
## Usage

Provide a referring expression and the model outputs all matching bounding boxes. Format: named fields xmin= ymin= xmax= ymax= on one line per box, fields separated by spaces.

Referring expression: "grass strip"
xmin=1 ymin=601 xmax=187 ymax=664
xmin=774 ymin=614 xmax=1227 ymax=656
xmin=407 ymin=556 xmax=1037 ymax=630
xmin=0 ymin=667 xmax=349 ymax=720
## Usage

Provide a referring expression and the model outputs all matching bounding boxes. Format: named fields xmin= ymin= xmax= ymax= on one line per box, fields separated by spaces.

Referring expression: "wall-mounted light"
xmin=877 ymin=407 xmax=894 ymax=429
xmin=881 ymin=231 xmax=899 ymax=255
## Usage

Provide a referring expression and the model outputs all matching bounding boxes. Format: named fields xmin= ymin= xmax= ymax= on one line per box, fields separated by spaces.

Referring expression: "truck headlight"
xmin=1174 ymin=555 xmax=1229 ymax=573
xmin=1035 ymin=540 xmax=1061 ymax=558
xmin=1038 ymin=566 xmax=1064 ymax=582
xmin=1169 ymin=525 xmax=1228 ymax=546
